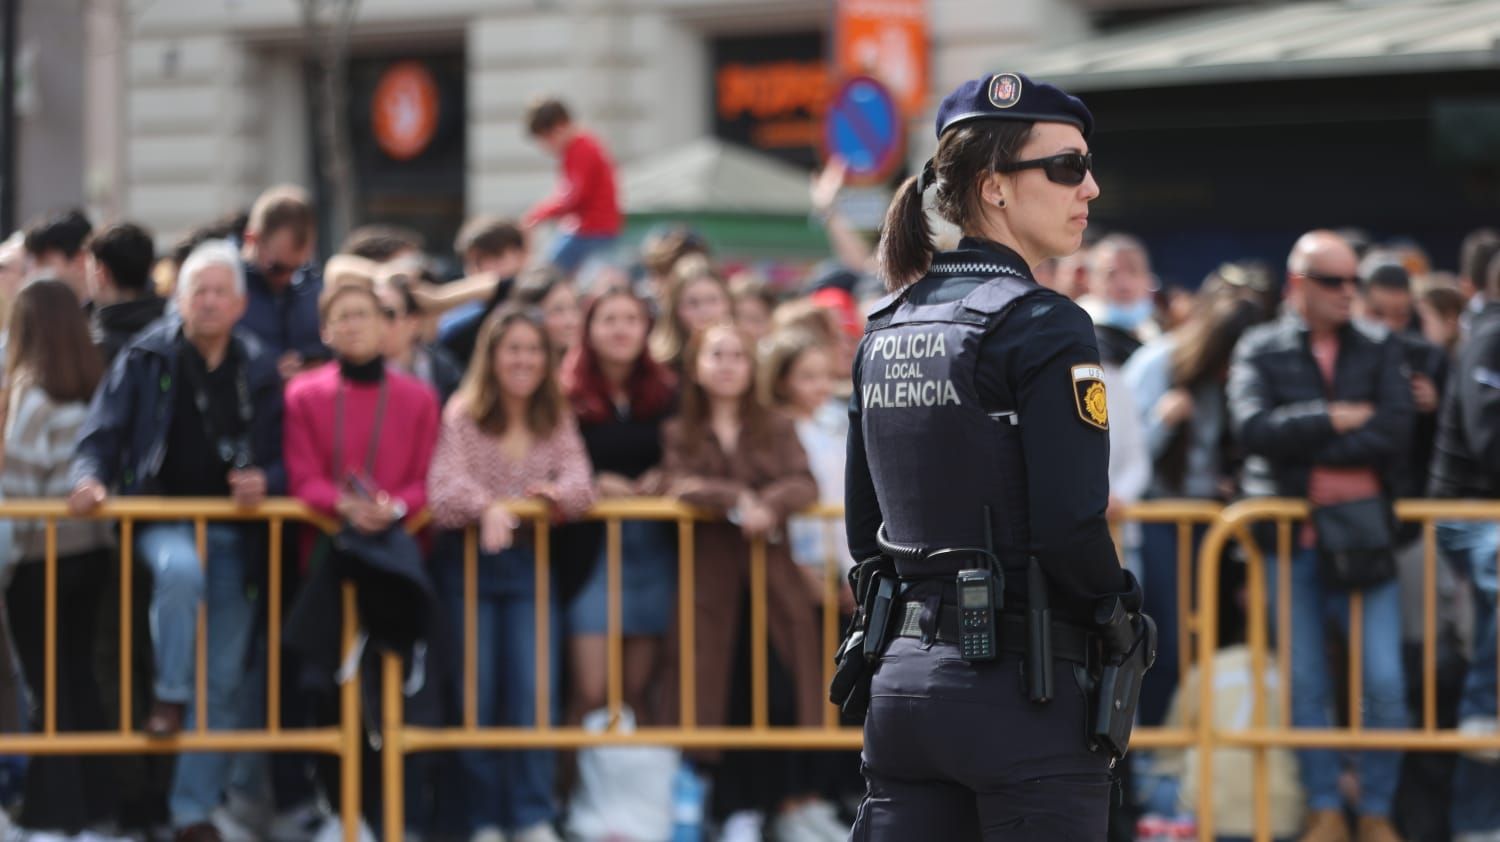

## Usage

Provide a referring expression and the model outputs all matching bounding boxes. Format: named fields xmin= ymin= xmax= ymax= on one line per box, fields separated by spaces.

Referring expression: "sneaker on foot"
xmin=1460 ymin=716 xmax=1500 ymax=763
xmin=311 ymin=816 xmax=376 ymax=842
xmin=220 ymin=790 xmax=270 ymax=839
xmin=469 ymin=827 xmax=506 ymax=842
xmin=268 ymin=801 xmax=330 ymax=842
xmin=721 ymin=810 xmax=765 ymax=842
xmin=209 ymin=807 xmax=259 ymax=842
xmin=510 ymin=823 xmax=560 ymax=842
xmin=797 ymin=800 xmax=849 ymax=842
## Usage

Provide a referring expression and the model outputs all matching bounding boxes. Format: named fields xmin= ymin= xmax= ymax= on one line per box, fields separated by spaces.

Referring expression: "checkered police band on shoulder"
xmin=934 ymin=71 xmax=1093 ymax=140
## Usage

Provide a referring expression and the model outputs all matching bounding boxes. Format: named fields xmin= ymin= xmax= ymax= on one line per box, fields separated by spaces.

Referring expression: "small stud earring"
xmin=997 ymin=198 xmax=1007 ymax=208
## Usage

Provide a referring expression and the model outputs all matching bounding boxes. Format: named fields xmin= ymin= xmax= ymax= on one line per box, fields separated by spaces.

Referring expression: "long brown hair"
xmin=877 ymin=121 xmax=1033 ymax=291
xmin=676 ymin=321 xmax=770 ymax=453
xmin=453 ymin=307 xmax=565 ymax=437
xmin=649 ymin=254 xmax=730 ymax=368
xmin=1168 ymin=270 xmax=1271 ymax=389
xmin=5 ymin=279 xmax=102 ymax=403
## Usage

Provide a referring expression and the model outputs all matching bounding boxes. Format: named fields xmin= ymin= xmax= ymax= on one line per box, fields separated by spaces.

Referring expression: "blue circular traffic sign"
xmin=823 ymin=76 xmax=904 ymax=182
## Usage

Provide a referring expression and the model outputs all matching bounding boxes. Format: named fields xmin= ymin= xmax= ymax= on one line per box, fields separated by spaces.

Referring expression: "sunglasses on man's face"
xmin=1297 ymin=272 xmax=1359 ymax=290
xmin=998 ymin=152 xmax=1093 ymax=186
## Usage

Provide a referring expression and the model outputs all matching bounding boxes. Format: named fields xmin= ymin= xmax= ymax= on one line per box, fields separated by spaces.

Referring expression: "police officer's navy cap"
xmin=934 ymin=72 xmax=1093 ymax=140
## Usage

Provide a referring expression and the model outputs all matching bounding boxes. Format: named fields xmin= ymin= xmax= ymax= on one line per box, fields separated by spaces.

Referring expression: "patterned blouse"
xmin=427 ymin=400 xmax=595 ymax=529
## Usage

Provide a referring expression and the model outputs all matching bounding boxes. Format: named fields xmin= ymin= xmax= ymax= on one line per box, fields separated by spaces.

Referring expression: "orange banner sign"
xmin=835 ymin=0 xmax=929 ymax=117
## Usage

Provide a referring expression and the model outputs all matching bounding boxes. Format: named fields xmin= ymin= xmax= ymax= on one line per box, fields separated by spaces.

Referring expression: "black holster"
xmin=1090 ymin=598 xmax=1158 ymax=764
xmin=829 ymin=554 xmax=897 ymax=724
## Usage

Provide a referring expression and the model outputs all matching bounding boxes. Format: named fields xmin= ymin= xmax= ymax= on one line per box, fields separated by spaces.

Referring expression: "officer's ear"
xmin=979 ymin=171 xmax=1009 ymax=210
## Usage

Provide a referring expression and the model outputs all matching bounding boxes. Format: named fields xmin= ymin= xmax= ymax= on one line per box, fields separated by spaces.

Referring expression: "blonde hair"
xmin=649 ymin=254 xmax=730 ymax=368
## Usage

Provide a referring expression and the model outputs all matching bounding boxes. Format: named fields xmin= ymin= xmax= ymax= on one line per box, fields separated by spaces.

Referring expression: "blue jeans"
xmin=1268 ymin=548 xmax=1408 ymax=818
xmin=544 ymin=232 xmax=617 ymax=275
xmin=135 ymin=522 xmax=258 ymax=827
xmin=435 ymin=539 xmax=561 ymax=832
xmin=1437 ymin=520 xmax=1500 ymax=834
xmin=1437 ymin=521 xmax=1500 ymax=719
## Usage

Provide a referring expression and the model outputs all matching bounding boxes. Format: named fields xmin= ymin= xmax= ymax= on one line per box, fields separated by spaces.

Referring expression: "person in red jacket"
xmin=284 ymin=268 xmax=439 ymax=541
xmin=522 ymin=97 xmax=623 ymax=276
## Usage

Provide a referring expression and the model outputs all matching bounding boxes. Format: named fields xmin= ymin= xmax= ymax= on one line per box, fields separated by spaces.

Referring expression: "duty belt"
xmin=894 ymin=601 xmax=1095 ymax=664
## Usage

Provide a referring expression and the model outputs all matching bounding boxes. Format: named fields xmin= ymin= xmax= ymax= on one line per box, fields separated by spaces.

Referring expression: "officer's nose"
xmin=1080 ymin=169 xmax=1101 ymax=202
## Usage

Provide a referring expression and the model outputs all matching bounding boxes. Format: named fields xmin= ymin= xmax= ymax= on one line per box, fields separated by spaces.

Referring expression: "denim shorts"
xmin=565 ymin=519 xmax=676 ymax=636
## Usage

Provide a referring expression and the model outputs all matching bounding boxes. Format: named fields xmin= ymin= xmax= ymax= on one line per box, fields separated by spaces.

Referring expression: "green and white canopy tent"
xmin=618 ymin=137 xmax=832 ymax=262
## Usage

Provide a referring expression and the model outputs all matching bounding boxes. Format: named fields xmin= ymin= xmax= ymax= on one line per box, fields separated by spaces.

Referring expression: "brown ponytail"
xmin=877 ymin=121 xmax=1035 ymax=293
xmin=876 ymin=175 xmax=934 ymax=291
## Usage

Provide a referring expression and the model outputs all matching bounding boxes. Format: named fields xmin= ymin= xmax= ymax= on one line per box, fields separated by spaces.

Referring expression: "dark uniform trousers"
xmin=851 ymin=637 xmax=1111 ymax=840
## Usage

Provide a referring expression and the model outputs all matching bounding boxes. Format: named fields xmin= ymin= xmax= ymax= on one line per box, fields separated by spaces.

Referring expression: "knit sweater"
xmin=427 ymin=400 xmax=594 ymax=529
xmin=3 ymin=383 xmax=114 ymax=561
xmin=283 ymin=362 xmax=439 ymax=519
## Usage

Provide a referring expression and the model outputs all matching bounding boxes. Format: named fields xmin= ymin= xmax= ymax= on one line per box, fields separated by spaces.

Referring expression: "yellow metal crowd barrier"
xmin=0 ymin=498 xmax=365 ymax=842
xmin=1193 ymin=498 xmax=1500 ymax=842
xmin=5 ymin=495 xmax=1500 ymax=842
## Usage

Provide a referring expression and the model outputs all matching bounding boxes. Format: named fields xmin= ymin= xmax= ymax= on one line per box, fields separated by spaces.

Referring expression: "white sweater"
xmin=2 ymin=383 xmax=115 ymax=564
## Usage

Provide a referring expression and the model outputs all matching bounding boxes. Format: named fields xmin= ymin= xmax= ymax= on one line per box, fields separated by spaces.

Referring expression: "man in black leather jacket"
xmin=1428 ymin=251 xmax=1500 ymax=839
xmin=1226 ymin=230 xmax=1413 ymax=842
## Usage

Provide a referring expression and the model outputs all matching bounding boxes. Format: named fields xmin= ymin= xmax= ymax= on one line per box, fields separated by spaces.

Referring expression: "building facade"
xmin=106 ymin=0 xmax=1092 ymax=246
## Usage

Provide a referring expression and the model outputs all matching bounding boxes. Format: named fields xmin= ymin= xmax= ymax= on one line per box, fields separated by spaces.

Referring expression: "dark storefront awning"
xmin=1009 ymin=0 xmax=1500 ymax=91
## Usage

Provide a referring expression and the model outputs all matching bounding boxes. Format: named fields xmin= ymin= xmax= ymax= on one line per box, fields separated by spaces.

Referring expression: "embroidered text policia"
xmin=861 ymin=329 xmax=962 ymax=409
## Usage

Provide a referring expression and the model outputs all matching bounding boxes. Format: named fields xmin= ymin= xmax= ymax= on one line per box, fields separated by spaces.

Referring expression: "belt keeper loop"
xmin=919 ymin=592 xmax=940 ymax=649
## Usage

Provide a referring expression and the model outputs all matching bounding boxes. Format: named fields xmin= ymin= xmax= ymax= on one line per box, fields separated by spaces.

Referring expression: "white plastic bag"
xmin=566 ymin=706 xmax=678 ymax=842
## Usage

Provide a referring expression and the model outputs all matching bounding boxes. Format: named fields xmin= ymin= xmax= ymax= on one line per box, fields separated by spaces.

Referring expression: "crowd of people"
xmin=0 ymin=90 xmax=1493 ymax=842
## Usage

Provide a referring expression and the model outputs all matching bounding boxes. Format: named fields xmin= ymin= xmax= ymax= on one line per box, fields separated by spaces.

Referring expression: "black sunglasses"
xmin=997 ymin=152 xmax=1093 ymax=186
xmin=1297 ymin=272 xmax=1359 ymax=290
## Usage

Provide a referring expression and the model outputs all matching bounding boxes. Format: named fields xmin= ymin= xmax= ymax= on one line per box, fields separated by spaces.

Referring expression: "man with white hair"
xmin=69 ymin=240 xmax=286 ymax=842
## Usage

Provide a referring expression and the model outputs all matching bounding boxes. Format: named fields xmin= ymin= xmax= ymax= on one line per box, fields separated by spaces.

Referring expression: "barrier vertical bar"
xmin=1249 ymin=523 xmax=1272 ymax=842
xmin=823 ymin=520 xmax=840 ymax=729
xmin=678 ymin=516 xmax=696 ymax=728
xmin=607 ymin=517 xmax=623 ymax=725
xmin=1177 ymin=519 xmax=1193 ymax=680
xmin=1423 ymin=519 xmax=1437 ymax=731
xmin=1195 ymin=517 xmax=1228 ymax=842
xmin=268 ymin=517 xmax=283 ymax=732
xmin=535 ymin=516 xmax=551 ymax=730
xmin=382 ymin=652 xmax=404 ymax=842
xmin=43 ymin=518 xmax=56 ymax=736
xmin=340 ymin=582 xmax=361 ymax=842
xmin=751 ymin=536 xmax=768 ymax=731
xmin=1277 ymin=520 xmax=1293 ymax=739
xmin=464 ymin=527 xmax=478 ymax=731
xmin=120 ymin=518 xmax=134 ymax=733
xmin=1349 ymin=591 xmax=1364 ymax=733
xmin=195 ymin=517 xmax=208 ymax=734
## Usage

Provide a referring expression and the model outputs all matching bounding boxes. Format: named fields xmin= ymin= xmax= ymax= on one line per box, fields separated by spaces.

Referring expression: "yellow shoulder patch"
xmin=1071 ymin=364 xmax=1109 ymax=430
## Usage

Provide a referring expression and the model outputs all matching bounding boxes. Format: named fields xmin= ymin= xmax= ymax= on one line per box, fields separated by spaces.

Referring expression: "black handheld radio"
xmin=956 ymin=568 xmax=998 ymax=660
xmin=952 ymin=506 xmax=1002 ymax=662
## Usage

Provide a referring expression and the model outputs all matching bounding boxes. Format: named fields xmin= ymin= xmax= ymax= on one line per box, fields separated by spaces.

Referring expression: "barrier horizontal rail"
xmin=377 ymin=497 xmax=1224 ymax=835
xmin=12 ymin=494 xmax=1495 ymax=842
xmin=1194 ymin=497 xmax=1500 ymax=842
xmin=0 ymin=498 xmax=363 ymax=842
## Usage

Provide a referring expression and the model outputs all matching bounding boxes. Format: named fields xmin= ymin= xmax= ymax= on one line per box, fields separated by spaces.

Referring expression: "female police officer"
xmin=843 ymin=72 xmax=1147 ymax=840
